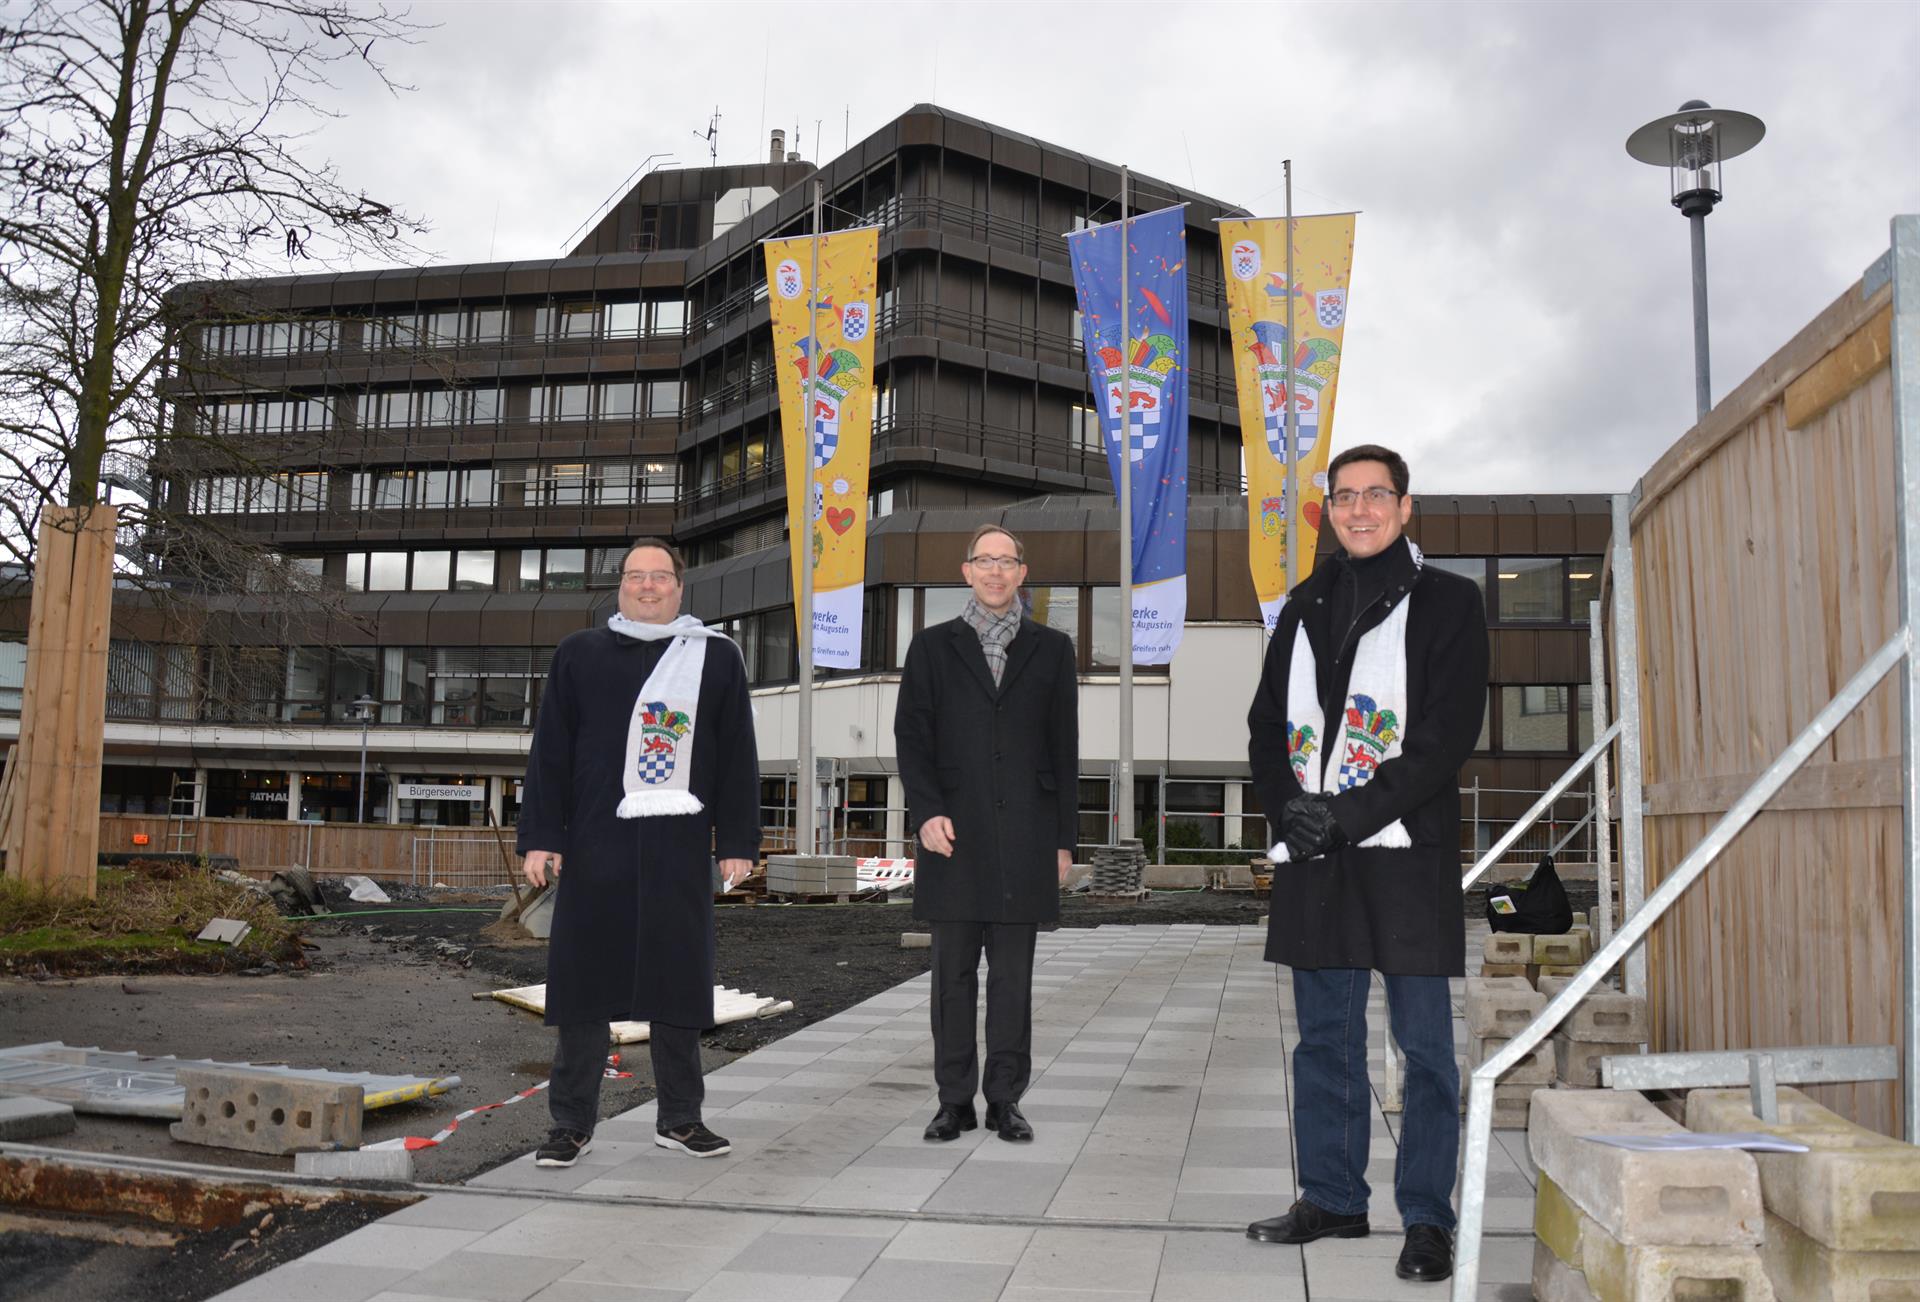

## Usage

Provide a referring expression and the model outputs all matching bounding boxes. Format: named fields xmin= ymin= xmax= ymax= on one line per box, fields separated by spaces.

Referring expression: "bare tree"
xmin=0 ymin=0 xmax=429 ymax=575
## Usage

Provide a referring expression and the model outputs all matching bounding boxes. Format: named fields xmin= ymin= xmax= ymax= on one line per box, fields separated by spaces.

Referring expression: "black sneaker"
xmin=534 ymin=1128 xmax=592 ymax=1168
xmin=655 ymin=1121 xmax=731 ymax=1158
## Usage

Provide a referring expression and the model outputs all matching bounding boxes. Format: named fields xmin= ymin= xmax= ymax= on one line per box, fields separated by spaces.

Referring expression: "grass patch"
xmin=0 ymin=861 xmax=303 ymax=976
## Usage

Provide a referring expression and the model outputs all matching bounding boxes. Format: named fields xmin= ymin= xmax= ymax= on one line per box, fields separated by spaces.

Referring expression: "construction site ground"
xmin=0 ymin=883 xmax=1328 ymax=1301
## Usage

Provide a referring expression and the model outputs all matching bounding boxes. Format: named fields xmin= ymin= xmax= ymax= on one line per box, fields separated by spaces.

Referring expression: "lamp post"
xmin=1626 ymin=100 xmax=1766 ymax=423
xmin=352 ymin=694 xmax=376 ymax=824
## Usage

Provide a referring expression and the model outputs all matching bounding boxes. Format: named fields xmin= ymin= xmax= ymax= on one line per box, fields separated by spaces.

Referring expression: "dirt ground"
xmin=0 ymin=885 xmax=1269 ymax=1301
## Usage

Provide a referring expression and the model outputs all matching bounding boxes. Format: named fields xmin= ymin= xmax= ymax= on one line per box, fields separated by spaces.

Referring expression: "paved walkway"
xmin=213 ymin=923 xmax=1540 ymax=1301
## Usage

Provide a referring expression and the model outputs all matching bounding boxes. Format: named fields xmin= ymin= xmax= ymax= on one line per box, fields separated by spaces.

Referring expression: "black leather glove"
xmin=1282 ymin=794 xmax=1348 ymax=861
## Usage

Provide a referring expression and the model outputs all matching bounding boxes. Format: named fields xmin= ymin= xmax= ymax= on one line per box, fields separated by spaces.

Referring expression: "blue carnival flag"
xmin=1067 ymin=203 xmax=1189 ymax=664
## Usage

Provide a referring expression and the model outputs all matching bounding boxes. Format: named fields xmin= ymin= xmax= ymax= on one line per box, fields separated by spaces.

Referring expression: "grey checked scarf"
xmin=961 ymin=597 xmax=1020 ymax=687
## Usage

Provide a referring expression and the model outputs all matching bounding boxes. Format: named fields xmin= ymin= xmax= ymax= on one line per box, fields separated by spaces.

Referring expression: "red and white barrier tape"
xmin=366 ymin=1054 xmax=631 ymax=1152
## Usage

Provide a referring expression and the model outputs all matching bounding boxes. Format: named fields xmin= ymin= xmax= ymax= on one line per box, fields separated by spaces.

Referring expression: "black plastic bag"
xmin=1485 ymin=853 xmax=1573 ymax=935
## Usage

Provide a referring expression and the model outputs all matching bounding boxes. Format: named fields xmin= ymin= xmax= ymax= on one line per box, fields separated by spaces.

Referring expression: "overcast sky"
xmin=302 ymin=0 xmax=1919 ymax=496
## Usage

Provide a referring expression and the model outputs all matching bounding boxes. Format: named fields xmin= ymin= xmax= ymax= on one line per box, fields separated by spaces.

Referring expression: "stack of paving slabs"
xmin=1530 ymin=1088 xmax=1773 ymax=1301
xmin=1089 ymin=839 xmax=1146 ymax=895
xmin=1685 ymin=1086 xmax=1920 ymax=1300
xmin=1537 ymin=974 xmax=1650 ymax=1088
xmin=765 ymin=854 xmax=855 ymax=895
xmin=1463 ymin=975 xmax=1552 ymax=1128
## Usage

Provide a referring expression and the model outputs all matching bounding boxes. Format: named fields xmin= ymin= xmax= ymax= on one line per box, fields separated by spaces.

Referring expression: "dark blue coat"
xmin=894 ymin=616 xmax=1078 ymax=924
xmin=516 ymin=628 xmax=760 ymax=1027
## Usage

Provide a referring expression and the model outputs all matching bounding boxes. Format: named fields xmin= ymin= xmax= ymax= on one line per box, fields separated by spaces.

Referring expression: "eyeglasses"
xmin=1328 ymin=487 xmax=1401 ymax=510
xmin=965 ymin=555 xmax=1023 ymax=572
xmin=620 ymin=569 xmax=679 ymax=586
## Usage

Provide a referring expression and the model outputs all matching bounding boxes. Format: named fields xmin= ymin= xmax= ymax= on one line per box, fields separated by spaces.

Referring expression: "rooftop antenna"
xmin=695 ymin=107 xmax=719 ymax=166
xmin=844 ymin=105 xmax=850 ymax=155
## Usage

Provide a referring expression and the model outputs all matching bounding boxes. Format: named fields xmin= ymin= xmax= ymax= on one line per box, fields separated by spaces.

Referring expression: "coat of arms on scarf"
xmin=1336 ymin=694 xmax=1400 ymax=791
xmin=637 ymin=701 xmax=693 ymax=784
xmin=1287 ymin=721 xmax=1318 ymax=784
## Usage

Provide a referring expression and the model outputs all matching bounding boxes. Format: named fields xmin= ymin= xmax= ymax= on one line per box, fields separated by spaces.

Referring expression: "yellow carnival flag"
xmin=763 ymin=227 xmax=879 ymax=667
xmin=1218 ymin=215 xmax=1356 ymax=631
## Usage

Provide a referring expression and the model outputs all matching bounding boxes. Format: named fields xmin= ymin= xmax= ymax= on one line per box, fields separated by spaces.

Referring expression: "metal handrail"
xmin=1450 ymin=627 xmax=1909 ymax=1301
xmin=1460 ymin=720 xmax=1621 ymax=892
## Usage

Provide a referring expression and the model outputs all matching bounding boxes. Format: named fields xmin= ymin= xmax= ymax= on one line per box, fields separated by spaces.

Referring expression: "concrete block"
xmin=1540 ymin=963 xmax=1585 ymax=978
xmin=1535 ymin=1238 xmax=1602 ymax=1302
xmin=1484 ymin=932 xmax=1533 ymax=964
xmin=170 ymin=1066 xmax=363 ymax=1155
xmin=1582 ymin=1216 xmax=1775 ymax=1301
xmin=1758 ymin=1210 xmax=1920 ymax=1302
xmin=1535 ymin=933 xmax=1591 ymax=967
xmin=0 ymin=1095 xmax=76 ymax=1140
xmin=1554 ymin=1035 xmax=1646 ymax=1087
xmin=900 ymin=932 xmax=932 ymax=949
xmin=766 ymin=854 xmax=856 ymax=893
xmin=1482 ymin=961 xmax=1530 ymax=979
xmin=1489 ymin=1082 xmax=1543 ymax=1129
xmin=1465 ymin=974 xmax=1546 ymax=1038
xmin=1470 ymin=1034 xmax=1555 ymax=1086
xmin=1684 ymin=1087 xmax=1920 ymax=1252
xmin=1572 ymin=911 xmax=1589 ymax=927
xmin=294 ymin=1148 xmax=415 ymax=1182
xmin=1536 ymin=1172 xmax=1588 ymax=1271
xmin=1528 ymin=1088 xmax=1764 ymax=1246
xmin=1570 ymin=924 xmax=1594 ymax=952
xmin=1539 ymin=976 xmax=1652 ymax=1043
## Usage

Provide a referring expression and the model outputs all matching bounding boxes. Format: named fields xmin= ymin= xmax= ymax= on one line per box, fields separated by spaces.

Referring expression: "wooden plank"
xmin=1642 ymin=760 xmax=1899 ymax=817
xmin=1784 ymin=304 xmax=1894 ymax=429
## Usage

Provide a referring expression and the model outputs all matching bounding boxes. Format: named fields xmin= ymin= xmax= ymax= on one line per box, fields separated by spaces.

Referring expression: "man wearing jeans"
xmin=1244 ymin=445 xmax=1489 ymax=1283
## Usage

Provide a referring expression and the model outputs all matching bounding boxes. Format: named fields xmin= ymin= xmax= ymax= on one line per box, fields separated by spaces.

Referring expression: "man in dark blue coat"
xmin=517 ymin=538 xmax=760 ymax=1167
xmin=1244 ymin=446 xmax=1488 ymax=1284
xmin=895 ymin=523 xmax=1078 ymax=1144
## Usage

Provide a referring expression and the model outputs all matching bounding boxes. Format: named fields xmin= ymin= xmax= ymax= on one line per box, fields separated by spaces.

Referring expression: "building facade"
xmin=0 ymin=106 xmax=1610 ymax=861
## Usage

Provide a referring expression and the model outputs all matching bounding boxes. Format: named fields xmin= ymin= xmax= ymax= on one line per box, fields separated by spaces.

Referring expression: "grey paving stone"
xmin=390 ymin=1249 xmax=578 ymax=1301
xmin=682 ymin=1273 xmax=855 ymax=1302
xmin=880 ymin=1222 xmax=1034 ymax=1266
xmin=1168 ymin=1191 xmax=1287 ymax=1224
xmin=530 ymin=1284 xmax=691 ymax=1301
xmin=1152 ymin=1271 xmax=1308 ymax=1301
xmin=963 ymin=1118 xmax=1092 ymax=1165
xmin=471 ymin=1203 xmax=665 ymax=1259
xmin=557 ymin=1240 xmax=740 ymax=1292
xmin=0 ymin=1095 xmax=75 ymax=1139
xmin=840 ymin=1258 xmax=1012 ymax=1302
xmin=303 ymin=1224 xmax=483 ymax=1270
xmin=1006 ymin=1227 xmax=1165 ymax=1292
xmin=380 ymin=1196 xmax=547 ymax=1233
xmin=211 ymin=1263 xmax=414 ymax=1301
xmin=800 ymin=1163 xmax=947 ymax=1210
xmin=922 ymin=1158 xmax=1071 ymax=1216
xmin=1175 ymin=1165 xmax=1293 ymax=1194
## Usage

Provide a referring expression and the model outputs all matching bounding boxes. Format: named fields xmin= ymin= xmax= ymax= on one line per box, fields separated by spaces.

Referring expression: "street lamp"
xmin=1626 ymin=100 xmax=1767 ymax=422
xmin=352 ymin=694 xmax=376 ymax=823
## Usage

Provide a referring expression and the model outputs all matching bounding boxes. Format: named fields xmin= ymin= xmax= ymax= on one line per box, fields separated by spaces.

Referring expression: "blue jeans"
xmin=1290 ymin=967 xmax=1458 ymax=1230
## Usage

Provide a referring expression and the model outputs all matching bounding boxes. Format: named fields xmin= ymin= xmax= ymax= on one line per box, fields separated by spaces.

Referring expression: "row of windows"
xmin=334 ymin=545 xmax=631 ymax=593
xmin=197 ymin=300 xmax=691 ymax=358
xmin=188 ymin=461 xmax=678 ymax=516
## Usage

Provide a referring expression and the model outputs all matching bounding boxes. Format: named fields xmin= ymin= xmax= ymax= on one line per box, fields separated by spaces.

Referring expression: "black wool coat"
xmin=1248 ymin=537 xmax=1489 ymax=976
xmin=895 ymin=616 xmax=1079 ymax=925
xmin=516 ymin=628 xmax=761 ymax=1027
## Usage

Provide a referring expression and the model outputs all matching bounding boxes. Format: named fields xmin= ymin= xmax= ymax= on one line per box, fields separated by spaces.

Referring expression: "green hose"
xmin=308 ymin=907 xmax=502 ymax=919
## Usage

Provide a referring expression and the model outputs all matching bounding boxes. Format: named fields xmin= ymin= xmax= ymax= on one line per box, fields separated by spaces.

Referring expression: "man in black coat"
xmin=1243 ymin=446 xmax=1489 ymax=1284
xmin=516 ymin=538 xmax=760 ymax=1167
xmin=895 ymin=523 xmax=1079 ymax=1143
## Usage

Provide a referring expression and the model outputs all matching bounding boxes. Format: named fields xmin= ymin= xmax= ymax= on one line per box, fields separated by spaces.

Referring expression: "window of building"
xmin=411 ymin=551 xmax=451 ymax=591
xmin=869 ymin=486 xmax=895 ymax=521
xmin=282 ymin=646 xmax=329 ymax=722
xmin=1500 ymin=684 xmax=1571 ymax=751
xmin=1071 ymin=404 xmax=1103 ymax=456
xmin=541 ymin=383 xmax=593 ymax=422
xmin=650 ymin=299 xmax=687 ymax=334
xmin=328 ymin=647 xmax=377 ymax=722
xmin=1029 ymin=586 xmax=1081 ymax=654
xmin=1426 ymin=556 xmax=1487 ymax=599
xmin=1575 ymin=682 xmax=1595 ymax=751
xmin=1569 ymin=557 xmax=1602 ymax=625
xmin=923 ymin=587 xmax=970 ymax=630
xmin=558 ymin=301 xmax=601 ymax=338
xmin=1496 ymin=557 xmax=1566 ymax=622
xmin=604 ymin=301 xmax=641 ymax=337
xmin=544 ymin=548 xmax=586 ymax=591
xmin=873 ymin=382 xmax=894 ymax=434
xmin=367 ymin=551 xmax=408 ymax=591
xmin=1090 ymin=586 xmax=1126 ymax=668
xmin=648 ymin=379 xmax=682 ymax=419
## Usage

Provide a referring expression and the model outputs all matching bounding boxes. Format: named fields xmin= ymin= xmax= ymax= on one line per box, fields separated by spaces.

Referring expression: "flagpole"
xmin=1117 ymin=167 xmax=1135 ymax=844
xmin=797 ymin=178 xmax=822 ymax=856
xmin=1283 ymin=160 xmax=1298 ymax=594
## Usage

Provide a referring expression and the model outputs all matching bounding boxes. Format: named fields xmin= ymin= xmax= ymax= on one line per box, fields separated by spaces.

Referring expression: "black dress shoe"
xmin=984 ymin=1101 xmax=1033 ymax=1141
xmin=1396 ymin=1224 xmax=1454 ymax=1281
xmin=1246 ymin=1198 xmax=1371 ymax=1244
xmin=923 ymin=1102 xmax=977 ymax=1142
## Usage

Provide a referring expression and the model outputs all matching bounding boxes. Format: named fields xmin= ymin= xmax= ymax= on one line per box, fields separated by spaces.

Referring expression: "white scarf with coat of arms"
xmin=608 ymin=613 xmax=725 ymax=818
xmin=1269 ymin=548 xmax=1421 ymax=863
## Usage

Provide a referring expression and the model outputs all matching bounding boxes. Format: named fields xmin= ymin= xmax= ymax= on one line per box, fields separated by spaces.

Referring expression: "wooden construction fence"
xmin=1626 ymin=263 xmax=1902 ymax=1136
xmin=0 ymin=507 xmax=116 ymax=898
xmin=97 ymin=812 xmax=519 ymax=884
